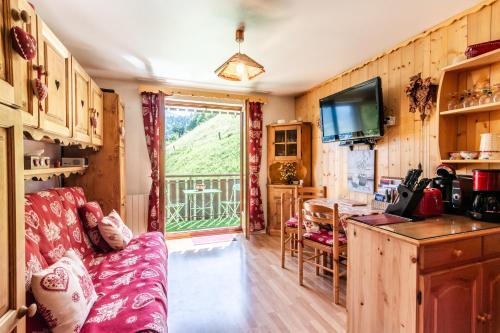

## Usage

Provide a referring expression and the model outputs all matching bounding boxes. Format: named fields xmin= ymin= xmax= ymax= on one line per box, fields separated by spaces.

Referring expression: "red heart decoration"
xmin=32 ymin=77 xmax=48 ymax=109
xmin=11 ymin=26 xmax=37 ymax=61
xmin=40 ymin=267 xmax=69 ymax=292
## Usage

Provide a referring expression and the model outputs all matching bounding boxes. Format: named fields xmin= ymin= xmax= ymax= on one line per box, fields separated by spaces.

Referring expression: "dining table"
xmin=183 ymin=188 xmax=222 ymax=220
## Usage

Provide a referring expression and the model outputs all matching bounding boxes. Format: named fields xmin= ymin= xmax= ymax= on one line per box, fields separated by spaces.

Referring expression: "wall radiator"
xmin=126 ymin=194 xmax=149 ymax=235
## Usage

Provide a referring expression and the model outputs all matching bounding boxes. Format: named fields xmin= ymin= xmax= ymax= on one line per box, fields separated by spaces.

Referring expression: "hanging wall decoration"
xmin=11 ymin=26 xmax=37 ymax=61
xmin=404 ymin=73 xmax=438 ymax=120
xmin=32 ymin=65 xmax=48 ymax=111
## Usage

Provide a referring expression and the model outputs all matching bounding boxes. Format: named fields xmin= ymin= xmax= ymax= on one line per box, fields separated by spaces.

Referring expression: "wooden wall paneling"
xmin=413 ymin=35 xmax=431 ymax=176
xmin=376 ymin=56 xmax=390 ymax=183
xmin=400 ymin=44 xmax=416 ymax=174
xmin=294 ymin=2 xmax=500 ymax=202
xmin=388 ymin=49 xmax=402 ymax=177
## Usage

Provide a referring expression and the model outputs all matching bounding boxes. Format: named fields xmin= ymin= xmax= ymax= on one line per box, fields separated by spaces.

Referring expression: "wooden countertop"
xmin=347 ymin=214 xmax=500 ymax=245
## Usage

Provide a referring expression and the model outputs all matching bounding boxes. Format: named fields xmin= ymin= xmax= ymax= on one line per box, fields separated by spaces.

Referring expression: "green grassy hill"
xmin=166 ymin=113 xmax=241 ymax=174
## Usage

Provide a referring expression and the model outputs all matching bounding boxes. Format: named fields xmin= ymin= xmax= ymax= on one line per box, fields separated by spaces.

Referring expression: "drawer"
xmin=420 ymin=238 xmax=482 ymax=271
xmin=484 ymin=234 xmax=500 ymax=256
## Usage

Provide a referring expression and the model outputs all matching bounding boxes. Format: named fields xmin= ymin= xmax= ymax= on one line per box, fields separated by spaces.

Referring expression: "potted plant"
xmin=279 ymin=162 xmax=298 ymax=185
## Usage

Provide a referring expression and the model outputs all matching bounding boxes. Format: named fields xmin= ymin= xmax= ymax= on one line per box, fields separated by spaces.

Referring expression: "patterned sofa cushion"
xmin=80 ymin=232 xmax=168 ymax=333
xmin=25 ymin=191 xmax=73 ymax=265
xmin=78 ymin=202 xmax=112 ymax=252
xmin=303 ymin=228 xmax=347 ymax=246
xmin=53 ymin=187 xmax=95 ymax=258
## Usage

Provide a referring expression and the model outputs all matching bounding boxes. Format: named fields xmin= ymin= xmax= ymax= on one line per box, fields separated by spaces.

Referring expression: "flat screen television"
xmin=319 ymin=77 xmax=384 ymax=143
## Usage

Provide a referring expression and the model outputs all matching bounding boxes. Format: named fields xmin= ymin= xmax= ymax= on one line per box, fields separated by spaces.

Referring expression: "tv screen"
xmin=320 ymin=77 xmax=384 ymax=143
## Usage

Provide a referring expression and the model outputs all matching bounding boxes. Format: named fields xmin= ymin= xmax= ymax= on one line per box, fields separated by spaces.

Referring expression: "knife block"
xmin=385 ymin=184 xmax=424 ymax=218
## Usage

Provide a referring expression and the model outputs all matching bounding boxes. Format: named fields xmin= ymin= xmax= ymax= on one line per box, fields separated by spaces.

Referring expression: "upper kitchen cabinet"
xmin=71 ymin=57 xmax=91 ymax=143
xmin=10 ymin=0 xmax=39 ymax=127
xmin=0 ymin=0 xmax=14 ymax=106
xmin=37 ymin=18 xmax=72 ymax=138
xmin=90 ymin=80 xmax=103 ymax=146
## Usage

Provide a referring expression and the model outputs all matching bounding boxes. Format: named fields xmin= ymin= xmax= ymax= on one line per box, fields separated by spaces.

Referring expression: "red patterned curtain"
xmin=248 ymin=101 xmax=265 ymax=232
xmin=141 ymin=92 xmax=164 ymax=233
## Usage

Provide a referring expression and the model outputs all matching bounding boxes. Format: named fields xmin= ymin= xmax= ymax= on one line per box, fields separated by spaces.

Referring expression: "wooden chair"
xmin=297 ymin=200 xmax=347 ymax=305
xmin=280 ymin=186 xmax=326 ymax=269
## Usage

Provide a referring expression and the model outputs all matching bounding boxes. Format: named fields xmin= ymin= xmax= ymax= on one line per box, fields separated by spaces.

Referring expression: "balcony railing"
xmin=165 ymin=174 xmax=241 ymax=232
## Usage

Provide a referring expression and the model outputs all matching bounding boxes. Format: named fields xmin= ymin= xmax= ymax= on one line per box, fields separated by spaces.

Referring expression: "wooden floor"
xmin=167 ymin=234 xmax=346 ymax=333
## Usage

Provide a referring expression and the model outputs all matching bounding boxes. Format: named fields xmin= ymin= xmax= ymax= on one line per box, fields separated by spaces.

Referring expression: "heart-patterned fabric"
xmin=98 ymin=210 xmax=133 ymax=250
xmin=78 ymin=202 xmax=112 ymax=252
xmin=25 ymin=188 xmax=169 ymax=333
xmin=31 ymin=250 xmax=97 ymax=333
xmin=80 ymin=232 xmax=168 ymax=333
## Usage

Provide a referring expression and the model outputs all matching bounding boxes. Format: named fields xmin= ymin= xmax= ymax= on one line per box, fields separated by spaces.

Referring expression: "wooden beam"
xmin=139 ymin=84 xmax=268 ymax=104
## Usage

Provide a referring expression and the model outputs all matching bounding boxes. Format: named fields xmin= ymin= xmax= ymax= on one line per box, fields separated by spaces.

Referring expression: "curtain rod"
xmin=139 ymin=84 xmax=268 ymax=104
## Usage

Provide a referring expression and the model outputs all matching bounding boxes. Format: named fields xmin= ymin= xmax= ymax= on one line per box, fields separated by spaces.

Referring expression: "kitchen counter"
xmin=346 ymin=214 xmax=500 ymax=333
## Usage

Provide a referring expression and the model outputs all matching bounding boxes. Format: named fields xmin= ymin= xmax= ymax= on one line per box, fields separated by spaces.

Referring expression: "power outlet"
xmin=384 ymin=116 xmax=396 ymax=126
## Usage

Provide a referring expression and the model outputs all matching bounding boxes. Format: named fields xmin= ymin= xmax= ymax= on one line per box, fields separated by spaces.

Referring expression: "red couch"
xmin=24 ymin=187 xmax=168 ymax=333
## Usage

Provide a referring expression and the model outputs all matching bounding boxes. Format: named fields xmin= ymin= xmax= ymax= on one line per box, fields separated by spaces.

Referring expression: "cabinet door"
xmin=0 ymin=106 xmax=27 ymax=332
xmin=90 ymin=80 xmax=103 ymax=146
xmin=483 ymin=258 xmax=500 ymax=333
xmin=420 ymin=263 xmax=482 ymax=333
xmin=11 ymin=0 xmax=39 ymax=127
xmin=38 ymin=19 xmax=72 ymax=137
xmin=271 ymin=125 xmax=301 ymax=161
xmin=0 ymin=0 xmax=15 ymax=106
xmin=267 ymin=187 xmax=293 ymax=233
xmin=71 ymin=58 xmax=91 ymax=143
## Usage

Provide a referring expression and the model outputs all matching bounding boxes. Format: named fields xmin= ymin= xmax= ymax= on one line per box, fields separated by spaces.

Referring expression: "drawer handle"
xmin=453 ymin=249 xmax=463 ymax=258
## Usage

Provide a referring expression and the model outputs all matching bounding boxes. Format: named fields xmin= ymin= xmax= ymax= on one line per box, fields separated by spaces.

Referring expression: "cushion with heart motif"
xmin=78 ymin=202 xmax=112 ymax=252
xmin=98 ymin=210 xmax=133 ymax=250
xmin=31 ymin=249 xmax=97 ymax=333
xmin=11 ymin=26 xmax=37 ymax=61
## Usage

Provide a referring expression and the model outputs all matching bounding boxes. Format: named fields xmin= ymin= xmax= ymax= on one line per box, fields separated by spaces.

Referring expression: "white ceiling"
xmin=31 ymin=0 xmax=480 ymax=96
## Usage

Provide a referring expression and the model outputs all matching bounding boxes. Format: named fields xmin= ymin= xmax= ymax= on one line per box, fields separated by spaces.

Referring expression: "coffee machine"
xmin=467 ymin=169 xmax=500 ymax=222
xmin=431 ymin=164 xmax=456 ymax=213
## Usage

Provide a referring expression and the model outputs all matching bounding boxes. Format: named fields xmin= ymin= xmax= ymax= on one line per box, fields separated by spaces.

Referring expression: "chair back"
xmin=293 ymin=186 xmax=326 ymax=217
xmin=299 ymin=200 xmax=342 ymax=249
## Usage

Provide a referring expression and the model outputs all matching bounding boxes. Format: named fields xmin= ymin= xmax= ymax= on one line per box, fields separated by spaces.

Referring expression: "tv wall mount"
xmin=339 ymin=138 xmax=378 ymax=150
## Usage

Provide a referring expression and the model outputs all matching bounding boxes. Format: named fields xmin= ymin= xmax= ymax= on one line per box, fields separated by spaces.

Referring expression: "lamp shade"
xmin=215 ymin=52 xmax=265 ymax=81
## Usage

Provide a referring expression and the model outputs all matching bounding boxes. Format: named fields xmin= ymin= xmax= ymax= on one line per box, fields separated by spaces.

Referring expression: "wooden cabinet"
xmin=482 ymin=258 xmax=500 ymax=332
xmin=71 ymin=57 xmax=91 ymax=143
xmin=266 ymin=122 xmax=311 ymax=234
xmin=270 ymin=125 xmax=301 ymax=161
xmin=90 ymin=80 xmax=103 ymax=146
xmin=421 ymin=264 xmax=482 ymax=333
xmin=267 ymin=185 xmax=295 ymax=235
xmin=37 ymin=19 xmax=72 ymax=137
xmin=347 ymin=218 xmax=500 ymax=333
xmin=0 ymin=105 xmax=28 ymax=332
xmin=65 ymin=92 xmax=126 ymax=219
xmin=0 ymin=0 xmax=15 ymax=106
xmin=10 ymin=0 xmax=39 ymax=127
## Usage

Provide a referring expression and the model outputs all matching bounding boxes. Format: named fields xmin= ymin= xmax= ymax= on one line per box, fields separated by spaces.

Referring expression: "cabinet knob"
xmin=17 ymin=303 xmax=37 ymax=319
xmin=452 ymin=249 xmax=463 ymax=258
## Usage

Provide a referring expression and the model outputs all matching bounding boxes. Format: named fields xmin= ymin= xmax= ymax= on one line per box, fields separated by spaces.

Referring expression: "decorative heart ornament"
xmin=32 ymin=77 xmax=48 ymax=110
xmin=41 ymin=267 xmax=69 ymax=292
xmin=11 ymin=26 xmax=37 ymax=60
